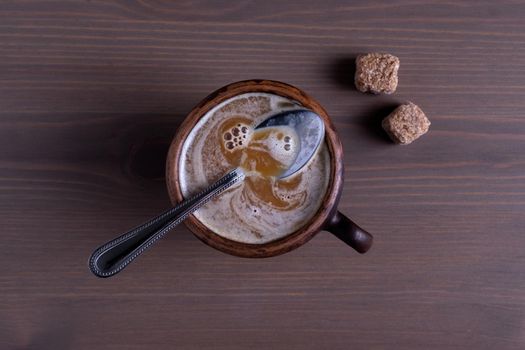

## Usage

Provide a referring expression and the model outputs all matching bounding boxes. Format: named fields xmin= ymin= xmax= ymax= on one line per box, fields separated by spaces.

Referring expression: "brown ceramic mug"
xmin=166 ymin=80 xmax=372 ymax=258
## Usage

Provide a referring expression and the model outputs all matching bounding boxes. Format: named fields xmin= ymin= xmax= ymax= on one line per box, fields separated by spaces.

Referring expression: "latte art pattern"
xmin=178 ymin=93 xmax=331 ymax=244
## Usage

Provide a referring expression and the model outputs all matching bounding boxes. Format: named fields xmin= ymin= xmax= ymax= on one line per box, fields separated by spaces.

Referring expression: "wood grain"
xmin=1 ymin=1 xmax=525 ymax=349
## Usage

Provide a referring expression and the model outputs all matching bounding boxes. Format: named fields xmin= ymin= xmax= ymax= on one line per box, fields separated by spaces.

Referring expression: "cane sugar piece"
xmin=355 ymin=53 xmax=400 ymax=94
xmin=382 ymin=102 xmax=430 ymax=145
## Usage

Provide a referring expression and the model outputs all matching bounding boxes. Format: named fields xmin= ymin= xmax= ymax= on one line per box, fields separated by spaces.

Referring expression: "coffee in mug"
xmin=178 ymin=92 xmax=331 ymax=244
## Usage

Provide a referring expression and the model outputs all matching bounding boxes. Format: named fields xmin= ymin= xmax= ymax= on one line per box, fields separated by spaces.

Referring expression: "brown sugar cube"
xmin=355 ymin=53 xmax=400 ymax=94
xmin=382 ymin=102 xmax=430 ymax=144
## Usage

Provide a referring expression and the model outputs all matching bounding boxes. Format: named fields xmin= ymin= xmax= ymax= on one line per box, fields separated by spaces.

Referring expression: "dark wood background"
xmin=1 ymin=1 xmax=524 ymax=349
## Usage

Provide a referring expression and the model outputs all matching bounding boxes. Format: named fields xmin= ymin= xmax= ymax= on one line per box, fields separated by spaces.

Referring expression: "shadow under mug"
xmin=166 ymin=80 xmax=372 ymax=258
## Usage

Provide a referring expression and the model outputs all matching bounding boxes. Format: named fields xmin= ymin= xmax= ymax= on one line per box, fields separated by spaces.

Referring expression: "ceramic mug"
xmin=166 ymin=80 xmax=372 ymax=258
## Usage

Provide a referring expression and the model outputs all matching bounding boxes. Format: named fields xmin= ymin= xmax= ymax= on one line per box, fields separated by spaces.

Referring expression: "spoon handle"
xmin=89 ymin=168 xmax=245 ymax=278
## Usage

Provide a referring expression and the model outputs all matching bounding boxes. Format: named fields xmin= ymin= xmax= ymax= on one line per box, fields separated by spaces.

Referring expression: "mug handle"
xmin=323 ymin=211 xmax=373 ymax=253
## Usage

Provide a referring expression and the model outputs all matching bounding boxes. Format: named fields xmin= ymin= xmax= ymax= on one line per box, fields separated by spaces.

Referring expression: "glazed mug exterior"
xmin=166 ymin=80 xmax=372 ymax=258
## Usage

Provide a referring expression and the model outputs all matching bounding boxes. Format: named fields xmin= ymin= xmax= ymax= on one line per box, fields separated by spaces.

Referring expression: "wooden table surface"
xmin=2 ymin=1 xmax=525 ymax=349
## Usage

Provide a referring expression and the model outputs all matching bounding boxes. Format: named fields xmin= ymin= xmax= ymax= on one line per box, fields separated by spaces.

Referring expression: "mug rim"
xmin=166 ymin=79 xmax=344 ymax=258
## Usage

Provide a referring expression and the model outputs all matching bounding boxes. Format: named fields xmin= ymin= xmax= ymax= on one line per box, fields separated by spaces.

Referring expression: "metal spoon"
xmin=89 ymin=109 xmax=325 ymax=277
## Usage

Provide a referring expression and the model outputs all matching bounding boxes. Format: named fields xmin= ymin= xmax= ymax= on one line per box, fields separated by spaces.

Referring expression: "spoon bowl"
xmin=255 ymin=109 xmax=325 ymax=179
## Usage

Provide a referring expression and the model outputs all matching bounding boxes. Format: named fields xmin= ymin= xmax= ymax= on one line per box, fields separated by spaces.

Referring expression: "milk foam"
xmin=178 ymin=93 xmax=331 ymax=244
